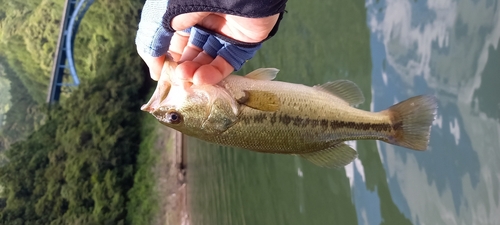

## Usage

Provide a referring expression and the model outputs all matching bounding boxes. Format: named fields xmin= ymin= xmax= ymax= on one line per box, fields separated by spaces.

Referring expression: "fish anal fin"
xmin=245 ymin=68 xmax=279 ymax=80
xmin=242 ymin=90 xmax=280 ymax=112
xmin=300 ymin=143 xmax=358 ymax=168
xmin=314 ymin=80 xmax=365 ymax=106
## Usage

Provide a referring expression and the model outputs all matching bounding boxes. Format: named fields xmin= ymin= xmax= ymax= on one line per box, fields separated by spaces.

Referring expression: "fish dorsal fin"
xmin=314 ymin=80 xmax=365 ymax=106
xmin=300 ymin=143 xmax=358 ymax=168
xmin=245 ymin=68 xmax=279 ymax=81
xmin=240 ymin=90 xmax=280 ymax=112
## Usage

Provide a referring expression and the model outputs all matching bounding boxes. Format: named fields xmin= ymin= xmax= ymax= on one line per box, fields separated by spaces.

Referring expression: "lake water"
xmin=186 ymin=0 xmax=500 ymax=224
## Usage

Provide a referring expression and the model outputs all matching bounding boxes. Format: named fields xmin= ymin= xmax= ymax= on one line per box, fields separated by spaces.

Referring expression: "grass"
xmin=127 ymin=107 xmax=182 ymax=225
xmin=126 ymin=113 xmax=161 ymax=225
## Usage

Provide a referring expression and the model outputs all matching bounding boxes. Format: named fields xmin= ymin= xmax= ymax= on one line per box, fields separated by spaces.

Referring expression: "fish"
xmin=142 ymin=61 xmax=438 ymax=168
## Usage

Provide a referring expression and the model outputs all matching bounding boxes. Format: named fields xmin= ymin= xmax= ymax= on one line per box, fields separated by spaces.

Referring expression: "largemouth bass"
xmin=142 ymin=61 xmax=437 ymax=168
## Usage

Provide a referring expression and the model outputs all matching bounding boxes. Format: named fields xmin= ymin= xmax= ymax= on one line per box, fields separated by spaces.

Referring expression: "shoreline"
xmin=154 ymin=125 xmax=189 ymax=225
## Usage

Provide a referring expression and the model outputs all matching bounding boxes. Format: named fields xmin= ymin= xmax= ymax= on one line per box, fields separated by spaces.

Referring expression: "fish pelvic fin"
xmin=314 ymin=80 xmax=365 ymax=106
xmin=300 ymin=143 xmax=358 ymax=168
xmin=384 ymin=95 xmax=438 ymax=151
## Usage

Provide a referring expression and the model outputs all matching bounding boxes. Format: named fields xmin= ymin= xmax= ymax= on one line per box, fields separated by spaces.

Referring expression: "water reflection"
xmin=368 ymin=0 xmax=499 ymax=223
xmin=187 ymin=0 xmax=500 ymax=224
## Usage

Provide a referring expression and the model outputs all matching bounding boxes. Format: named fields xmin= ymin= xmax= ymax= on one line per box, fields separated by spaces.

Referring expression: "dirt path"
xmin=152 ymin=125 xmax=189 ymax=225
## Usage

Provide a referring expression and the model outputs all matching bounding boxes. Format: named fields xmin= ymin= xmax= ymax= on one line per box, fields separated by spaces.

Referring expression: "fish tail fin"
xmin=384 ymin=95 xmax=437 ymax=151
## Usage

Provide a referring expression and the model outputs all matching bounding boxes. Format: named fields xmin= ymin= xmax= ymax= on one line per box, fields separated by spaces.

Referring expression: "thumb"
xmin=171 ymin=12 xmax=211 ymax=31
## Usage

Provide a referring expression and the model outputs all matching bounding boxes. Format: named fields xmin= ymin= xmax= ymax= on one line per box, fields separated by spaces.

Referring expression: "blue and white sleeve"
xmin=135 ymin=0 xmax=173 ymax=57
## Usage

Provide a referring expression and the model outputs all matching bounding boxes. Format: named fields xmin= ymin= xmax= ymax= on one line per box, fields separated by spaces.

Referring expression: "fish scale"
xmin=209 ymin=84 xmax=391 ymax=153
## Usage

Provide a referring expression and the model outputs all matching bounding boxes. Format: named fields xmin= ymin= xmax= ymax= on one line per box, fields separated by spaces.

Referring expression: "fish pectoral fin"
xmin=313 ymin=80 xmax=365 ymax=106
xmin=299 ymin=143 xmax=358 ymax=168
xmin=241 ymin=90 xmax=280 ymax=112
xmin=244 ymin=68 xmax=279 ymax=80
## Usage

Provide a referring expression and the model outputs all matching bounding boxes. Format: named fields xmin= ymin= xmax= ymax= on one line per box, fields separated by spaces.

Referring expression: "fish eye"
xmin=166 ymin=110 xmax=182 ymax=124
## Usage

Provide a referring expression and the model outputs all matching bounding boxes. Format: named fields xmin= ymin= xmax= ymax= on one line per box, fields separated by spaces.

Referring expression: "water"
xmin=186 ymin=0 xmax=500 ymax=224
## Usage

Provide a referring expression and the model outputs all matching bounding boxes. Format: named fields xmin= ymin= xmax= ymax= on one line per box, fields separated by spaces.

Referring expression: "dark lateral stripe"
xmin=241 ymin=113 xmax=403 ymax=132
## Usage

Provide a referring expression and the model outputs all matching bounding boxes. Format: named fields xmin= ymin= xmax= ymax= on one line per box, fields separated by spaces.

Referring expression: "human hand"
xmin=136 ymin=3 xmax=280 ymax=86
xmin=167 ymin=13 xmax=279 ymax=87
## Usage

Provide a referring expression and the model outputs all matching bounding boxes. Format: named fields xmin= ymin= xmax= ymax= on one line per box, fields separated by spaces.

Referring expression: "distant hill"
xmin=0 ymin=0 xmax=138 ymax=103
xmin=0 ymin=56 xmax=40 ymax=151
xmin=0 ymin=0 xmax=63 ymax=103
xmin=0 ymin=0 xmax=145 ymax=150
xmin=0 ymin=0 xmax=152 ymax=223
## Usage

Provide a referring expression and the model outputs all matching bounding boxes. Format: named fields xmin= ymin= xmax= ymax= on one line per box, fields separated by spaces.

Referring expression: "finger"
xmin=168 ymin=31 xmax=190 ymax=62
xmin=199 ymin=14 xmax=280 ymax=43
xmin=179 ymin=44 xmax=203 ymax=62
xmin=180 ymin=27 xmax=210 ymax=62
xmin=173 ymin=61 xmax=201 ymax=85
xmin=171 ymin=12 xmax=210 ymax=30
xmin=192 ymin=56 xmax=234 ymax=85
xmin=192 ymin=51 xmax=214 ymax=65
xmin=201 ymin=35 xmax=223 ymax=59
xmin=190 ymin=35 xmax=223 ymax=65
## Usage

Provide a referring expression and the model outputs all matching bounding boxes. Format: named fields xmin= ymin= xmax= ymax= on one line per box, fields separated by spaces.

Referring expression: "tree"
xmin=0 ymin=0 xmax=148 ymax=223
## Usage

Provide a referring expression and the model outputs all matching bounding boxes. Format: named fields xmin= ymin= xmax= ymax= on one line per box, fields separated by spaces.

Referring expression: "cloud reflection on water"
xmin=366 ymin=0 xmax=500 ymax=223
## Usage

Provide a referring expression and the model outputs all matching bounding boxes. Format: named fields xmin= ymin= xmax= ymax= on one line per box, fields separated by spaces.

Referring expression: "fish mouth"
xmin=142 ymin=60 xmax=179 ymax=112
xmin=141 ymin=79 xmax=171 ymax=112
